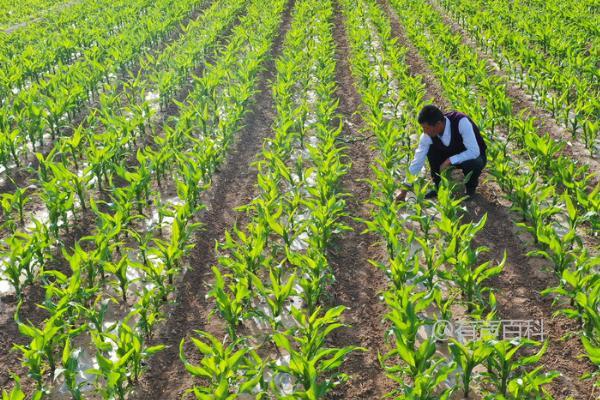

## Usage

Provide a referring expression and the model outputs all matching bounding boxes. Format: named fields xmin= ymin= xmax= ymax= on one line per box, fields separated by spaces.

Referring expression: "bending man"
xmin=398 ymin=105 xmax=487 ymax=200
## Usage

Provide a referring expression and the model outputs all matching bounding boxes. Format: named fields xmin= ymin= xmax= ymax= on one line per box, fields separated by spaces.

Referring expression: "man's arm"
xmin=397 ymin=134 xmax=431 ymax=201
xmin=448 ymin=117 xmax=480 ymax=165
xmin=407 ymin=134 xmax=432 ymax=176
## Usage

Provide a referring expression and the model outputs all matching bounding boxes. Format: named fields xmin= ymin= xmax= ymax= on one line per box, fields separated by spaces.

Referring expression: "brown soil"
xmin=378 ymin=0 xmax=596 ymax=398
xmin=129 ymin=1 xmax=295 ymax=398
xmin=325 ymin=1 xmax=394 ymax=399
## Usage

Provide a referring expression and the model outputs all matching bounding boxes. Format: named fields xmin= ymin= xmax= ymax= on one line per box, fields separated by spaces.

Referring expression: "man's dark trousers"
xmin=429 ymin=152 xmax=487 ymax=195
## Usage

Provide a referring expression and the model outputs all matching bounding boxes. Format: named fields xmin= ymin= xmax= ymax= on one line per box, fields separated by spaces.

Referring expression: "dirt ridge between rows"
xmin=377 ymin=0 xmax=594 ymax=398
xmin=129 ymin=1 xmax=295 ymax=398
xmin=325 ymin=1 xmax=394 ymax=398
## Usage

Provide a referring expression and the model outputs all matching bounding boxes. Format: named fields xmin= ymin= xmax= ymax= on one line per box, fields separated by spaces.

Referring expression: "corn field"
xmin=0 ymin=0 xmax=598 ymax=399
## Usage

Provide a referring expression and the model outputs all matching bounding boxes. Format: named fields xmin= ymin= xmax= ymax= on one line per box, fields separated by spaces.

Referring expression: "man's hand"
xmin=395 ymin=189 xmax=407 ymax=202
xmin=440 ymin=158 xmax=452 ymax=170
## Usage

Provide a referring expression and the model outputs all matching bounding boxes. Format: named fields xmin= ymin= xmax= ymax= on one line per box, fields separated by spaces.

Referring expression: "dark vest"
xmin=427 ymin=111 xmax=486 ymax=166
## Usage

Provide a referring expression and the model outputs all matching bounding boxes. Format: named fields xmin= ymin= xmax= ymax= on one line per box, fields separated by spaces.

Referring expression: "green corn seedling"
xmin=272 ymin=306 xmax=361 ymax=398
xmin=449 ymin=337 xmax=493 ymax=398
xmin=1 ymin=182 xmax=30 ymax=226
xmin=181 ymin=331 xmax=264 ymax=399
xmin=209 ymin=266 xmax=250 ymax=341
xmin=250 ymin=268 xmax=297 ymax=331
xmin=1 ymin=375 xmax=42 ymax=400
xmin=482 ymin=339 xmax=557 ymax=397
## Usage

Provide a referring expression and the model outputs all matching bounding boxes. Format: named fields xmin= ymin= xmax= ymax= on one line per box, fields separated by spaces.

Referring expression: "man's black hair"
xmin=418 ymin=105 xmax=444 ymax=125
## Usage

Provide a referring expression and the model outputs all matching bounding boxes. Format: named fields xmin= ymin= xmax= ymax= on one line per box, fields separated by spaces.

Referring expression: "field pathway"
xmin=324 ymin=1 xmax=394 ymax=398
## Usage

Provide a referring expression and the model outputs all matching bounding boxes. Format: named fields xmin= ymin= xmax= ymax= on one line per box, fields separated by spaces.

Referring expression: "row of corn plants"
xmin=469 ymin=0 xmax=597 ymax=59
xmin=0 ymin=0 xmax=208 ymax=177
xmin=0 ymin=0 xmax=247 ymax=298
xmin=1 ymin=0 xmax=285 ymax=396
xmin=388 ymin=0 xmax=600 ymax=388
xmin=180 ymin=0 xmax=361 ymax=397
xmin=435 ymin=0 xmax=599 ymax=151
xmin=386 ymin=0 xmax=600 ymax=233
xmin=437 ymin=0 xmax=598 ymax=86
xmin=146 ymin=0 xmax=246 ymax=112
xmin=387 ymin=0 xmax=599 ymax=215
xmin=0 ymin=0 xmax=247 ymax=244
xmin=1 ymin=0 xmax=155 ymax=101
xmin=339 ymin=0 xmax=560 ymax=398
xmin=0 ymin=0 xmax=254 ymax=306
xmin=0 ymin=0 xmax=73 ymax=28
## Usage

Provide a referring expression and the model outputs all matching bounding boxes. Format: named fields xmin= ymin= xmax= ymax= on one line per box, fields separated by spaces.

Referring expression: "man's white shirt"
xmin=407 ymin=116 xmax=480 ymax=176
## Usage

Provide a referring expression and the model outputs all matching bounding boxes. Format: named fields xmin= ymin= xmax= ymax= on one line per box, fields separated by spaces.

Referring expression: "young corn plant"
xmin=449 ymin=337 xmax=493 ymax=398
xmin=83 ymin=296 xmax=112 ymax=336
xmin=14 ymin=307 xmax=69 ymax=391
xmin=444 ymin=243 xmax=506 ymax=315
xmin=134 ymin=287 xmax=164 ymax=339
xmin=502 ymin=365 xmax=563 ymax=399
xmin=1 ymin=182 xmax=30 ymax=227
xmin=542 ymin=251 xmax=600 ymax=341
xmin=384 ymin=284 xmax=436 ymax=350
xmin=180 ymin=331 xmax=264 ymax=399
xmin=39 ymin=176 xmax=74 ymax=238
xmin=271 ymin=306 xmax=362 ymax=398
xmin=55 ymin=338 xmax=83 ymax=400
xmin=218 ymin=221 xmax=270 ymax=286
xmin=528 ymin=224 xmax=577 ymax=275
xmin=1 ymin=234 xmax=35 ymax=299
xmin=249 ymin=268 xmax=297 ymax=332
xmin=481 ymin=339 xmax=558 ymax=398
xmin=1 ymin=375 xmax=42 ymax=400
xmin=87 ymin=339 xmax=133 ymax=400
xmin=380 ymin=333 xmax=455 ymax=400
xmin=104 ymin=254 xmax=140 ymax=304
xmin=286 ymin=250 xmax=330 ymax=315
xmin=111 ymin=316 xmax=165 ymax=383
xmin=208 ymin=266 xmax=251 ymax=341
xmin=0 ymin=128 xmax=23 ymax=168
xmin=115 ymin=162 xmax=152 ymax=217
xmin=370 ymin=240 xmax=419 ymax=291
xmin=381 ymin=348 xmax=456 ymax=400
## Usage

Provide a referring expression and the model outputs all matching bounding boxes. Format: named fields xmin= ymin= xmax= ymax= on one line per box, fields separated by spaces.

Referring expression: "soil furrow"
xmin=325 ymin=1 xmax=393 ymax=398
xmin=129 ymin=1 xmax=295 ymax=398
xmin=378 ymin=0 xmax=595 ymax=398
